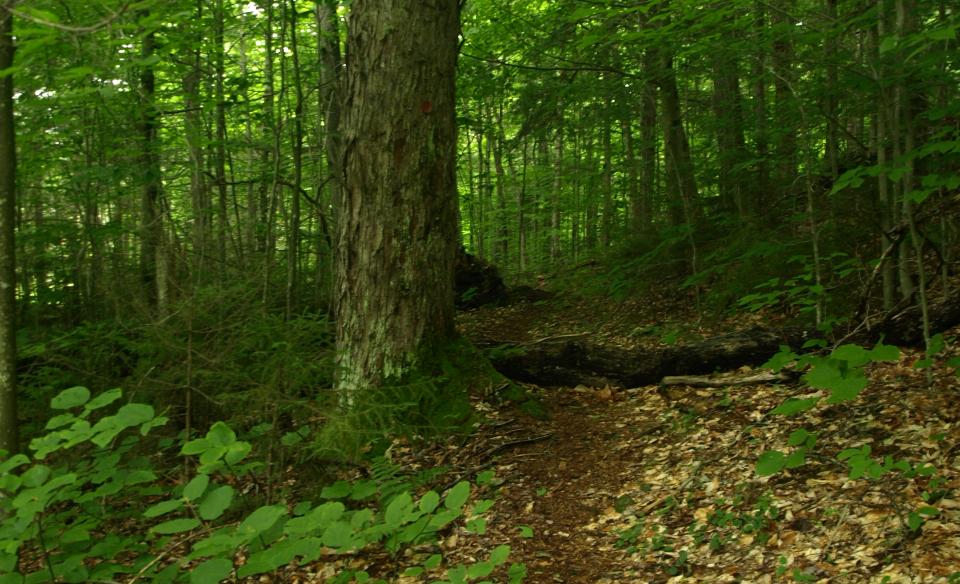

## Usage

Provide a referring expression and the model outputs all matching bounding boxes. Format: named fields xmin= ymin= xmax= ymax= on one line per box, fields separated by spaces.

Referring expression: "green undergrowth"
xmin=313 ymin=337 xmax=546 ymax=461
xmin=0 ymin=387 xmax=528 ymax=584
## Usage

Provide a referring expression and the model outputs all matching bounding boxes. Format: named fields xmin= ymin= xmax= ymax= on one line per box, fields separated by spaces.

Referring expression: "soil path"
xmin=473 ymin=388 xmax=663 ymax=583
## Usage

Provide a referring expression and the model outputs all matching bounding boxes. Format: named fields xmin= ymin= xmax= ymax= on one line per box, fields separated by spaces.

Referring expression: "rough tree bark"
xmin=0 ymin=0 xmax=17 ymax=453
xmin=334 ymin=0 xmax=461 ymax=403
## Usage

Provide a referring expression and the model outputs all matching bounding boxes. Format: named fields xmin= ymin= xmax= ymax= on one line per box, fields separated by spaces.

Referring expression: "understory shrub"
xmin=0 ymin=387 xmax=524 ymax=584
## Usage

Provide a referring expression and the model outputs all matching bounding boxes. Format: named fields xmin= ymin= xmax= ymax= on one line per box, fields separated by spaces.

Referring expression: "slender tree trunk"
xmin=601 ymin=101 xmax=613 ymax=247
xmin=0 ymin=0 xmax=17 ymax=454
xmin=639 ymin=49 xmax=658 ymax=231
xmin=181 ymin=8 xmax=209 ymax=282
xmin=214 ymin=0 xmax=229 ymax=284
xmin=518 ymin=138 xmax=528 ymax=273
xmin=772 ymin=0 xmax=797 ymax=194
xmin=659 ymin=52 xmax=700 ymax=226
xmin=873 ymin=0 xmax=896 ymax=310
xmin=824 ymin=0 xmax=840 ymax=180
xmin=492 ymin=103 xmax=508 ymax=265
xmin=622 ymin=118 xmax=642 ymax=231
xmin=335 ymin=0 xmax=460 ymax=402
xmin=752 ymin=0 xmax=770 ymax=206
xmin=712 ymin=47 xmax=747 ymax=216
xmin=139 ymin=18 xmax=163 ymax=313
xmin=286 ymin=0 xmax=304 ymax=318
xmin=551 ymin=122 xmax=563 ymax=262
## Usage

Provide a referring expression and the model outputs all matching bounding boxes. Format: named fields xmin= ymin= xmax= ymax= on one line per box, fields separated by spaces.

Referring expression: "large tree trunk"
xmin=0 ymin=1 xmax=17 ymax=453
xmin=335 ymin=0 xmax=460 ymax=402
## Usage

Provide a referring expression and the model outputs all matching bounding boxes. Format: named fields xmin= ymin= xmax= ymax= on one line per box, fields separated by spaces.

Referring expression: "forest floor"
xmin=299 ymin=286 xmax=960 ymax=583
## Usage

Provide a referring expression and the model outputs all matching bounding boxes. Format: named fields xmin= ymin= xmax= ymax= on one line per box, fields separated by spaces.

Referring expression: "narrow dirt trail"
xmin=480 ymin=389 xmax=663 ymax=583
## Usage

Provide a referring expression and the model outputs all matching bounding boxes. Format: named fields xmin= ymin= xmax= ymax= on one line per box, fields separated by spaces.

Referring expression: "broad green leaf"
xmin=20 ymin=464 xmax=51 ymax=488
xmin=756 ymin=451 xmax=786 ymax=477
xmin=320 ymin=480 xmax=351 ymax=499
xmin=770 ymin=397 xmax=819 ymax=416
xmin=181 ymin=438 xmax=210 ymax=456
xmin=385 ymin=492 xmax=414 ymax=527
xmin=199 ymin=485 xmax=234 ymax=521
xmin=467 ymin=561 xmax=494 ymax=580
xmin=115 ymin=404 xmax=154 ymax=427
xmin=444 ymin=481 xmax=471 ymax=511
xmin=419 ymin=490 xmax=440 ymax=513
xmin=490 ymin=544 xmax=511 ymax=565
xmin=206 ymin=422 xmax=236 ymax=447
xmin=787 ymin=429 xmax=809 ymax=447
xmin=45 ymin=413 xmax=77 ymax=431
xmin=350 ymin=480 xmax=377 ymax=500
xmin=237 ymin=505 xmax=286 ymax=538
xmin=907 ymin=512 xmax=922 ymax=531
xmin=832 ymin=344 xmax=870 ymax=367
xmin=869 ymin=342 xmax=900 ymax=362
xmin=151 ymin=518 xmax=200 ymax=535
xmin=518 ymin=525 xmax=534 ymax=538
xmin=423 ymin=554 xmax=442 ymax=569
xmin=191 ymin=558 xmax=233 ymax=584
xmin=785 ymin=449 xmax=806 ymax=469
xmin=51 ymin=387 xmax=90 ymax=410
xmin=85 ymin=389 xmax=123 ymax=412
xmin=322 ymin=520 xmax=355 ymax=549
xmin=825 ymin=374 xmax=868 ymax=403
xmin=183 ymin=475 xmax=210 ymax=502
xmin=144 ymin=499 xmax=184 ymax=518
xmin=928 ymin=26 xmax=957 ymax=41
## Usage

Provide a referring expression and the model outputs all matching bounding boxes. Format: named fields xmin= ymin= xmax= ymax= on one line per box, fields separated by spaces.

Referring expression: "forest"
xmin=0 ymin=0 xmax=959 ymax=582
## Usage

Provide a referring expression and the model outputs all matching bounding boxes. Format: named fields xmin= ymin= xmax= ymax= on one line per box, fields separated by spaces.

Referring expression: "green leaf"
xmin=466 ymin=517 xmax=487 ymax=534
xmin=320 ymin=481 xmax=351 ymax=499
xmin=322 ymin=520 xmax=355 ymax=549
xmin=115 ymin=404 xmax=155 ymax=427
xmin=181 ymin=438 xmax=210 ymax=455
xmin=825 ymin=374 xmax=868 ymax=403
xmin=199 ymin=485 xmax=234 ymax=520
xmin=490 ymin=544 xmax=511 ymax=565
xmin=756 ymin=451 xmax=787 ymax=477
xmin=787 ymin=429 xmax=809 ymax=447
xmin=928 ymin=26 xmax=957 ymax=41
xmin=51 ymin=387 xmax=91 ymax=410
xmin=927 ymin=334 xmax=945 ymax=357
xmin=183 ymin=475 xmax=210 ymax=502
xmin=45 ymin=413 xmax=77 ymax=431
xmin=869 ymin=342 xmax=900 ymax=362
xmin=237 ymin=505 xmax=286 ymax=538
xmin=476 ymin=470 xmax=496 ymax=485
xmin=385 ymin=492 xmax=414 ymax=527
xmin=785 ymin=449 xmax=806 ymax=469
xmin=85 ymin=388 xmax=123 ymax=412
xmin=151 ymin=518 xmax=201 ymax=535
xmin=518 ymin=525 xmax=534 ymax=538
xmin=466 ymin=561 xmax=494 ymax=580
xmin=770 ymin=397 xmax=819 ymax=416
xmin=419 ymin=490 xmax=440 ymax=514
xmin=763 ymin=346 xmax=796 ymax=371
xmin=350 ymin=480 xmax=377 ymax=500
xmin=907 ymin=512 xmax=923 ymax=531
xmin=444 ymin=481 xmax=471 ymax=511
xmin=144 ymin=499 xmax=184 ymax=518
xmin=423 ymin=554 xmax=442 ymax=569
xmin=206 ymin=423 xmax=236 ymax=447
xmin=472 ymin=498 xmax=495 ymax=514
xmin=191 ymin=558 xmax=233 ymax=584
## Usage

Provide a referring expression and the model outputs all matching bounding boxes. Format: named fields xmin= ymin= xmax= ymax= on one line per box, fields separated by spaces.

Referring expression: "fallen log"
xmin=478 ymin=292 xmax=959 ymax=388
xmin=481 ymin=327 xmax=810 ymax=388
xmin=660 ymin=371 xmax=793 ymax=388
